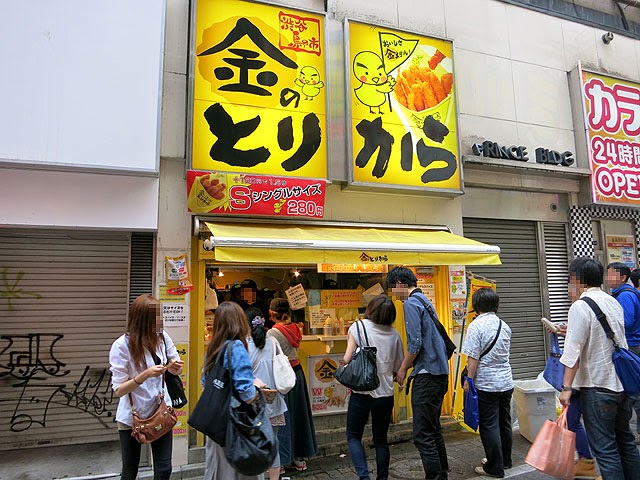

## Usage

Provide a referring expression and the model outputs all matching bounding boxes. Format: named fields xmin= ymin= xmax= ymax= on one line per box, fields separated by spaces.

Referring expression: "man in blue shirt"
xmin=387 ymin=266 xmax=450 ymax=480
xmin=607 ymin=262 xmax=640 ymax=443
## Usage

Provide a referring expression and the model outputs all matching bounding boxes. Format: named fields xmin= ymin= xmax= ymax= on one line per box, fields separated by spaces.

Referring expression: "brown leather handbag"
xmin=129 ymin=377 xmax=177 ymax=444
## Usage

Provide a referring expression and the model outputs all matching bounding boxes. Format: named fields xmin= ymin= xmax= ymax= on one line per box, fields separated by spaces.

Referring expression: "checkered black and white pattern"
xmin=570 ymin=205 xmax=640 ymax=262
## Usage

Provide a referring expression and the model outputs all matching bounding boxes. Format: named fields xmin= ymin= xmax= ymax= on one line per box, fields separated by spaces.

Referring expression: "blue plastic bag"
xmin=463 ymin=377 xmax=480 ymax=431
xmin=613 ymin=346 xmax=640 ymax=394
xmin=543 ymin=333 xmax=564 ymax=392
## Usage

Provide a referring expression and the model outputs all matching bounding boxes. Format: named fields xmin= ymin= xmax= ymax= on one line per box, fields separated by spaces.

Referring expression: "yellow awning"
xmin=204 ymin=223 xmax=501 ymax=266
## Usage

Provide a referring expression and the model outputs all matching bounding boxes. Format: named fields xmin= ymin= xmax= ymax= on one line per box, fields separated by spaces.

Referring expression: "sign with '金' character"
xmin=581 ymin=69 xmax=640 ymax=205
xmin=308 ymin=355 xmax=350 ymax=415
xmin=192 ymin=0 xmax=326 ymax=179
xmin=346 ymin=21 xmax=461 ymax=193
xmin=186 ymin=170 xmax=326 ymax=217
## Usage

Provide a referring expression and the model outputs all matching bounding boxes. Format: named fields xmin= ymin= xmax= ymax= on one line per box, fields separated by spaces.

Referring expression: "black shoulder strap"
xmin=355 ymin=320 xmax=371 ymax=347
xmin=580 ymin=297 xmax=618 ymax=346
xmin=410 ymin=291 xmax=456 ymax=353
xmin=480 ymin=319 xmax=502 ymax=358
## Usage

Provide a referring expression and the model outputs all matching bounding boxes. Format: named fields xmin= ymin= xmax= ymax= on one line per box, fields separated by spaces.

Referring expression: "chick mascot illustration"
xmin=353 ymin=51 xmax=396 ymax=114
xmin=294 ymin=66 xmax=325 ymax=100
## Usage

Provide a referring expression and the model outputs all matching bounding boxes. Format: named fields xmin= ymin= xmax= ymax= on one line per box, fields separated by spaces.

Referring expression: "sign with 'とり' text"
xmin=347 ymin=20 xmax=461 ymax=193
xmin=192 ymin=0 xmax=326 ymax=180
xmin=581 ymin=69 xmax=640 ymax=205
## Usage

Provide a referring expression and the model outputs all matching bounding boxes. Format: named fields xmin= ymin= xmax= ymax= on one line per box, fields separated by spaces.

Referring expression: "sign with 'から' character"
xmin=346 ymin=21 xmax=461 ymax=193
xmin=192 ymin=0 xmax=326 ymax=180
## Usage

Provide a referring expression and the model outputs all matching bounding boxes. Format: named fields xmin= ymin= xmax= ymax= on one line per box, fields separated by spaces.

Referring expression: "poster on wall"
xmin=416 ymin=269 xmax=437 ymax=309
xmin=172 ymin=343 xmax=189 ymax=437
xmin=346 ymin=20 xmax=461 ymax=193
xmin=308 ymin=355 xmax=350 ymax=415
xmin=192 ymin=0 xmax=326 ymax=179
xmin=606 ymin=235 xmax=636 ymax=268
xmin=580 ymin=69 xmax=640 ymax=205
xmin=451 ymin=273 xmax=496 ymax=432
xmin=187 ymin=170 xmax=326 ymax=217
xmin=449 ymin=266 xmax=467 ymax=333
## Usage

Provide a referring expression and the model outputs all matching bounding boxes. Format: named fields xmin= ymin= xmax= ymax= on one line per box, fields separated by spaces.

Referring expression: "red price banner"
xmin=187 ymin=170 xmax=326 ymax=218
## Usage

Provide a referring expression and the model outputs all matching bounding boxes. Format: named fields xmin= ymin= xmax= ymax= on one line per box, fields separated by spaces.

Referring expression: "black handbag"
xmin=224 ymin=388 xmax=278 ymax=476
xmin=334 ymin=321 xmax=380 ymax=391
xmin=187 ymin=343 xmax=231 ymax=446
xmin=163 ymin=339 xmax=188 ymax=409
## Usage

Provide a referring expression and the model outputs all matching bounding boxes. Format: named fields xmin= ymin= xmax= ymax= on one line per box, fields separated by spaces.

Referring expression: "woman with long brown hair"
xmin=109 ymin=294 xmax=184 ymax=480
xmin=266 ymin=298 xmax=317 ymax=473
xmin=203 ymin=301 xmax=267 ymax=480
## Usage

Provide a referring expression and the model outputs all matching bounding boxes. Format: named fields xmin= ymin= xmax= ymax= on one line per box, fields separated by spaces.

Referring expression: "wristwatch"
xmin=561 ymin=384 xmax=572 ymax=392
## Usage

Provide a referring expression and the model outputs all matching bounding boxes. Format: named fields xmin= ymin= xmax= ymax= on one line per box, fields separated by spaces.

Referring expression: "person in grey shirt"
xmin=462 ymin=288 xmax=513 ymax=478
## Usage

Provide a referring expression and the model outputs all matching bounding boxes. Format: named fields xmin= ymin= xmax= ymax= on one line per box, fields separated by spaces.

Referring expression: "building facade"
xmin=2 ymin=0 xmax=640 ymax=466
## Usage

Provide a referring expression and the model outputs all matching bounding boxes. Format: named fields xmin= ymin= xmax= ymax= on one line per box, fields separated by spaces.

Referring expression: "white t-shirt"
xmin=461 ymin=312 xmax=514 ymax=392
xmin=347 ymin=319 xmax=404 ymax=398
xmin=560 ymin=288 xmax=627 ymax=392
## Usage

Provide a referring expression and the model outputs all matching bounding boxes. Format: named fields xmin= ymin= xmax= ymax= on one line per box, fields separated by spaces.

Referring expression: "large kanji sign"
xmin=581 ymin=70 xmax=640 ymax=205
xmin=192 ymin=0 xmax=326 ymax=179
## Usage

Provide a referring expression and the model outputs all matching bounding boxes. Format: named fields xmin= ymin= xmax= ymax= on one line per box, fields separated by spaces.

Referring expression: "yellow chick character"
xmin=353 ymin=51 xmax=396 ymax=114
xmin=294 ymin=66 xmax=325 ymax=100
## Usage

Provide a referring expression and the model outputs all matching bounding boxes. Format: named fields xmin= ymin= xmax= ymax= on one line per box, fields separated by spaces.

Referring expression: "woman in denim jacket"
xmin=203 ymin=301 xmax=267 ymax=480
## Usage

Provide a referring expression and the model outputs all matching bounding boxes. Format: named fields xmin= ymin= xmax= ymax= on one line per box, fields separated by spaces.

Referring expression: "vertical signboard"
xmin=308 ymin=354 xmax=350 ymax=415
xmin=192 ymin=0 xmax=326 ymax=179
xmin=346 ymin=21 xmax=461 ymax=193
xmin=581 ymin=70 xmax=640 ymax=205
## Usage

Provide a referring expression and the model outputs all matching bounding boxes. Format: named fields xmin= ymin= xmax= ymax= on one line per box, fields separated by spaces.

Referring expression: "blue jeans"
xmin=567 ymin=390 xmax=592 ymax=459
xmin=581 ymin=387 xmax=640 ymax=479
xmin=346 ymin=393 xmax=395 ymax=480
xmin=629 ymin=346 xmax=640 ymax=434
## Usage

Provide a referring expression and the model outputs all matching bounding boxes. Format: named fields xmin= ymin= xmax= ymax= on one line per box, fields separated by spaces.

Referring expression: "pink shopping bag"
xmin=524 ymin=406 xmax=575 ymax=480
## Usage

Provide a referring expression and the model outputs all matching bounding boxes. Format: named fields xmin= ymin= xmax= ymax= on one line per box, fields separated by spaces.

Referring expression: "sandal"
xmin=293 ymin=459 xmax=307 ymax=471
xmin=279 ymin=465 xmax=286 ymax=475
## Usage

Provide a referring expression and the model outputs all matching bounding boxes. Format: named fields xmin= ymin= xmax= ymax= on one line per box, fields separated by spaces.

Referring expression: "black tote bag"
xmin=187 ymin=343 xmax=231 ymax=446
xmin=224 ymin=389 xmax=278 ymax=476
xmin=334 ymin=321 xmax=379 ymax=392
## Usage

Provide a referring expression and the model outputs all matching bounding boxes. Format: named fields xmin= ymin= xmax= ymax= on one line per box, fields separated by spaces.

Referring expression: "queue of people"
xmin=110 ymin=258 xmax=640 ymax=480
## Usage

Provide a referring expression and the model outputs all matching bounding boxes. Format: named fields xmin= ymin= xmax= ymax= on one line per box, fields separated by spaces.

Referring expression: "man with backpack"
xmin=607 ymin=262 xmax=640 ymax=443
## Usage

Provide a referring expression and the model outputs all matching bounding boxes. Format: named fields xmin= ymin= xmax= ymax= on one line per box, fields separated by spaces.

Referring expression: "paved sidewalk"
xmin=1 ymin=426 xmax=560 ymax=480
xmin=279 ymin=429 xmax=552 ymax=480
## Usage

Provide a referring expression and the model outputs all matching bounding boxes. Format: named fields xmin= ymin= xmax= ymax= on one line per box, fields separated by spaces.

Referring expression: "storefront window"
xmin=203 ymin=265 xmax=391 ymax=339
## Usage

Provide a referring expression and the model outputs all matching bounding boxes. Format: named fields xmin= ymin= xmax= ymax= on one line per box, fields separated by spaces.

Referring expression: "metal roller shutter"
xmin=0 ymin=230 xmax=130 ymax=450
xmin=462 ymin=219 xmax=545 ymax=379
xmin=540 ymin=223 xmax=571 ymax=348
xmin=129 ymin=232 xmax=155 ymax=305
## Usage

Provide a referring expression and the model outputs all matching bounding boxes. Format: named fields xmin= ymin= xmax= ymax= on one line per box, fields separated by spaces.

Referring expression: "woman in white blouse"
xmin=109 ymin=294 xmax=184 ymax=480
xmin=461 ymin=288 xmax=514 ymax=478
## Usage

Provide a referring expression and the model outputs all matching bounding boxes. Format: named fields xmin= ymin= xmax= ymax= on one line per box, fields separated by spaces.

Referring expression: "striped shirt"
xmin=461 ymin=313 xmax=514 ymax=392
